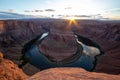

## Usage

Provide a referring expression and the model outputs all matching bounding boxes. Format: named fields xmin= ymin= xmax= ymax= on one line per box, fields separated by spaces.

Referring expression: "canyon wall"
xmin=0 ymin=19 xmax=120 ymax=75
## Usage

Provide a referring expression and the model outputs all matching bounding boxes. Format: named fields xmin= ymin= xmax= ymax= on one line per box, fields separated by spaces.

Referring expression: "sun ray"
xmin=66 ymin=17 xmax=79 ymax=29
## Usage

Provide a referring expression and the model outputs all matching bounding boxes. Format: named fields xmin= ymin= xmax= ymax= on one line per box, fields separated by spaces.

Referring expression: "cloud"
xmin=24 ymin=10 xmax=30 ymax=12
xmin=39 ymin=10 xmax=44 ymax=12
xmin=63 ymin=14 xmax=107 ymax=20
xmin=35 ymin=10 xmax=44 ymax=12
xmin=24 ymin=10 xmax=44 ymax=13
xmin=110 ymin=8 xmax=120 ymax=12
xmin=45 ymin=9 xmax=55 ymax=12
xmin=105 ymin=8 xmax=120 ymax=13
xmin=8 ymin=9 xmax=16 ymax=13
xmin=64 ymin=7 xmax=72 ymax=9
xmin=74 ymin=15 xmax=91 ymax=17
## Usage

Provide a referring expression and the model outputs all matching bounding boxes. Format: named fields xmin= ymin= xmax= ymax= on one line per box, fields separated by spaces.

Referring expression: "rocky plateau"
xmin=0 ymin=19 xmax=120 ymax=79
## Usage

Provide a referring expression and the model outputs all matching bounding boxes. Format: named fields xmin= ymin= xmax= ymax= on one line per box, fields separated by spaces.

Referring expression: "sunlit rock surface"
xmin=0 ymin=52 xmax=28 ymax=80
xmin=27 ymin=68 xmax=120 ymax=80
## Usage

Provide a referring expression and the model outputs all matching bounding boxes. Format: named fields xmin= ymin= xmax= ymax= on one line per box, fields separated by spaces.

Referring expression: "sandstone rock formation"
xmin=75 ymin=21 xmax=120 ymax=74
xmin=0 ymin=19 xmax=120 ymax=75
xmin=0 ymin=52 xmax=3 ymax=62
xmin=39 ymin=22 xmax=78 ymax=62
xmin=27 ymin=68 xmax=120 ymax=80
xmin=0 ymin=52 xmax=28 ymax=80
xmin=0 ymin=20 xmax=42 ymax=64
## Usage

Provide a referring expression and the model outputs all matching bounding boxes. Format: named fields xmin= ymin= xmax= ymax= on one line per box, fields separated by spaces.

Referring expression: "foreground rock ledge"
xmin=27 ymin=68 xmax=120 ymax=80
xmin=0 ymin=57 xmax=28 ymax=80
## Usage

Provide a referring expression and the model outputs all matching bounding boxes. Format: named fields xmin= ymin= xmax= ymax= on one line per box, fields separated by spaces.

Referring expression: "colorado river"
xmin=20 ymin=32 xmax=102 ymax=71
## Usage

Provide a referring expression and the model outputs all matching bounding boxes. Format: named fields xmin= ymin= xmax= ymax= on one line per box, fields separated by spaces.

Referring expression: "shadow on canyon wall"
xmin=0 ymin=19 xmax=120 ymax=75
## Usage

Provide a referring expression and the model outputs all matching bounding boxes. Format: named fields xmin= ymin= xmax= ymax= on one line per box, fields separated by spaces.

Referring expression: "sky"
xmin=0 ymin=0 xmax=120 ymax=19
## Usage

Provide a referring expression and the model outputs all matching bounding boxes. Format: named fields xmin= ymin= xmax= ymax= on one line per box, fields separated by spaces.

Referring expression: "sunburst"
xmin=66 ymin=17 xmax=79 ymax=29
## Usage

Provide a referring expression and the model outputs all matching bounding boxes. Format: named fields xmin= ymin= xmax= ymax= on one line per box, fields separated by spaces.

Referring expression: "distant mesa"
xmin=0 ymin=11 xmax=36 ymax=20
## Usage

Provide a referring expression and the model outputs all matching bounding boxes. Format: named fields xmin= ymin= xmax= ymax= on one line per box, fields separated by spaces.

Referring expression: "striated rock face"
xmin=102 ymin=24 xmax=120 ymax=41
xmin=0 ymin=19 xmax=120 ymax=75
xmin=0 ymin=53 xmax=28 ymax=80
xmin=27 ymin=68 xmax=120 ymax=80
xmin=39 ymin=23 xmax=77 ymax=62
xmin=75 ymin=21 xmax=120 ymax=74
xmin=0 ymin=20 xmax=46 ymax=75
xmin=0 ymin=20 xmax=43 ymax=64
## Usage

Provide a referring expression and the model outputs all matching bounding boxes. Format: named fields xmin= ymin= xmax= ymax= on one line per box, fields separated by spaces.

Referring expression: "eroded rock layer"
xmin=0 ymin=19 xmax=120 ymax=75
xmin=0 ymin=52 xmax=28 ymax=80
xmin=27 ymin=68 xmax=120 ymax=80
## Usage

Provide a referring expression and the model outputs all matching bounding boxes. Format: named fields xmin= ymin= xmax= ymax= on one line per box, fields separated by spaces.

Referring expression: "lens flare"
xmin=66 ymin=17 xmax=79 ymax=29
xmin=65 ymin=16 xmax=75 ymax=20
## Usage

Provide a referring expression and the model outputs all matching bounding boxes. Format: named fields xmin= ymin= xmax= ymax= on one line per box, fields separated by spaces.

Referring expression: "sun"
xmin=66 ymin=16 xmax=75 ymax=21
xmin=70 ymin=17 xmax=75 ymax=21
xmin=66 ymin=16 xmax=79 ymax=29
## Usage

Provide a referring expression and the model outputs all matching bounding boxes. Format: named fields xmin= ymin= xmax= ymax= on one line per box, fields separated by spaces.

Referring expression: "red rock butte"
xmin=39 ymin=23 xmax=78 ymax=62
